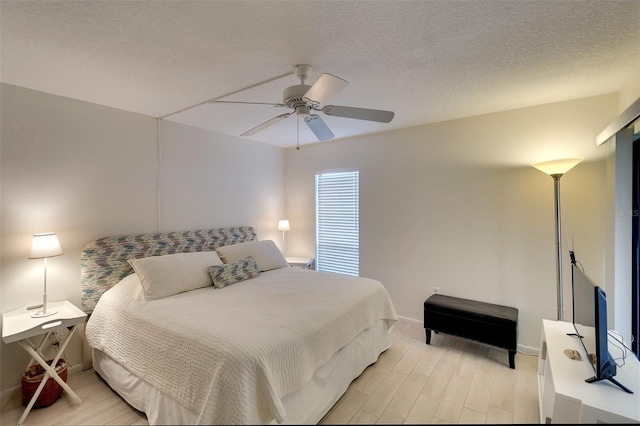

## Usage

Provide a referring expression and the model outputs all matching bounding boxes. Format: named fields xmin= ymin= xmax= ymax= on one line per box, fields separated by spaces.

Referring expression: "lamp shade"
xmin=28 ymin=233 xmax=63 ymax=259
xmin=277 ymin=219 xmax=290 ymax=232
xmin=531 ymin=158 xmax=582 ymax=176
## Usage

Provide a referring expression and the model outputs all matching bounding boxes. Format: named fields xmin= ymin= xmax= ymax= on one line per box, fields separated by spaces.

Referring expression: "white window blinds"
xmin=315 ymin=170 xmax=359 ymax=276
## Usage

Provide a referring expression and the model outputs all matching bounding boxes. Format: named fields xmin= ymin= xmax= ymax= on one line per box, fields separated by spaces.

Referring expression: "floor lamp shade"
xmin=29 ymin=233 xmax=63 ymax=317
xmin=531 ymin=158 xmax=582 ymax=321
xmin=531 ymin=158 xmax=582 ymax=176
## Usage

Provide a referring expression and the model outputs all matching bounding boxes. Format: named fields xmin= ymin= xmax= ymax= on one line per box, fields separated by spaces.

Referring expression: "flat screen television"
xmin=570 ymin=255 xmax=633 ymax=393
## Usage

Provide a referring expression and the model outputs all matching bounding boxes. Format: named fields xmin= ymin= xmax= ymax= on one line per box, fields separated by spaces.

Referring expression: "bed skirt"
xmin=93 ymin=319 xmax=391 ymax=425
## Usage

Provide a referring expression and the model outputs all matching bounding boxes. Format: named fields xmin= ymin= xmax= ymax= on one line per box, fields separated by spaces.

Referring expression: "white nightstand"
xmin=2 ymin=300 xmax=86 ymax=426
xmin=286 ymin=257 xmax=314 ymax=269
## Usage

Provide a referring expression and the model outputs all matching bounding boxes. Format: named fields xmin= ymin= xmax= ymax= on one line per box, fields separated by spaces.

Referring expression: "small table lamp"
xmin=278 ymin=219 xmax=290 ymax=255
xmin=28 ymin=232 xmax=63 ymax=318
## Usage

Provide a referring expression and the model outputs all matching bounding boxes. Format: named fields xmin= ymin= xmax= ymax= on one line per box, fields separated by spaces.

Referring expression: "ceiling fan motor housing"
xmin=283 ymin=84 xmax=313 ymax=113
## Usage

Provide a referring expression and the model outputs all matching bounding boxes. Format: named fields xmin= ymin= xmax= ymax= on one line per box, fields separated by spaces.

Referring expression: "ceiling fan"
xmin=211 ymin=64 xmax=395 ymax=147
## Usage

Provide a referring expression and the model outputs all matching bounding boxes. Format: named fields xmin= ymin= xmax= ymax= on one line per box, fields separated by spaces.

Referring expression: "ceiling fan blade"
xmin=303 ymin=74 xmax=348 ymax=105
xmin=304 ymin=114 xmax=335 ymax=141
xmin=211 ymin=100 xmax=286 ymax=107
xmin=241 ymin=112 xmax=293 ymax=136
xmin=321 ymin=105 xmax=395 ymax=123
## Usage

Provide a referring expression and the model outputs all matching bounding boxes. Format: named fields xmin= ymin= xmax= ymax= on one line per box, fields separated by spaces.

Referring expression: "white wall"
xmin=0 ymin=84 xmax=285 ymax=394
xmin=158 ymin=120 xmax=285 ymax=236
xmin=284 ymin=94 xmax=618 ymax=351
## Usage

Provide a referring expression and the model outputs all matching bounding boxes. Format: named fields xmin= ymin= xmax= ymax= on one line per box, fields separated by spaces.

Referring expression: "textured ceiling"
xmin=1 ymin=0 xmax=639 ymax=148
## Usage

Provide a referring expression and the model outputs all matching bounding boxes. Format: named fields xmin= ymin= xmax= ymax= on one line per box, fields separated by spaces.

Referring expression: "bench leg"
xmin=425 ymin=329 xmax=431 ymax=344
xmin=509 ymin=350 xmax=515 ymax=369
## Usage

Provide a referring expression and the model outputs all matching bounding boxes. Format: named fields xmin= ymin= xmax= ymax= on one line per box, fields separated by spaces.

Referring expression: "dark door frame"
xmin=632 ymin=138 xmax=639 ymax=357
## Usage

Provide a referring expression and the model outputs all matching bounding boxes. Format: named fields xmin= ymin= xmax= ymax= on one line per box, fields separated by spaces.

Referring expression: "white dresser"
xmin=537 ymin=319 xmax=640 ymax=423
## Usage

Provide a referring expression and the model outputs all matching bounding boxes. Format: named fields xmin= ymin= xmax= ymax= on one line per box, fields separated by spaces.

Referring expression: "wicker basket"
xmin=21 ymin=359 xmax=67 ymax=408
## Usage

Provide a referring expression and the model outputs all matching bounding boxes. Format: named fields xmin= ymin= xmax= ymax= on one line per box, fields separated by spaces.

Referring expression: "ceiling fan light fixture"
xmin=296 ymin=105 xmax=310 ymax=117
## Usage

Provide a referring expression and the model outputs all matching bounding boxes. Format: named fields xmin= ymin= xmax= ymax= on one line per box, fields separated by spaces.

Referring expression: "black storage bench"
xmin=423 ymin=294 xmax=518 ymax=369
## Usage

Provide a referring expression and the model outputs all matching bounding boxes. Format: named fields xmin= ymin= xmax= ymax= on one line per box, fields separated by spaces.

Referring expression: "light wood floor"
xmin=1 ymin=319 xmax=540 ymax=425
xmin=320 ymin=320 xmax=540 ymax=424
xmin=0 ymin=367 xmax=148 ymax=426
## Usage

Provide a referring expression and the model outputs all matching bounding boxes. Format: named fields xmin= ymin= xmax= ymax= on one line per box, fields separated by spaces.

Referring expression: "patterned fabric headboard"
xmin=80 ymin=226 xmax=258 ymax=314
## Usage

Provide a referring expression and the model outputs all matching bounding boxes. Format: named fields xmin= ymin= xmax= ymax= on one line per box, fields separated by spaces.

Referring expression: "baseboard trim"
xmin=394 ymin=315 xmax=541 ymax=356
xmin=396 ymin=315 xmax=422 ymax=325
xmin=517 ymin=344 xmax=540 ymax=356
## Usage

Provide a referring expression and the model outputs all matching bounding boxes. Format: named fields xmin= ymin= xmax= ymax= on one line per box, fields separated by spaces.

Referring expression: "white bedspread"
xmin=85 ymin=267 xmax=397 ymax=424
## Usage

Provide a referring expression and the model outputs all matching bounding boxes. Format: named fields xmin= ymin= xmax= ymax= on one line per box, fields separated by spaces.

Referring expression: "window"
xmin=315 ymin=170 xmax=359 ymax=276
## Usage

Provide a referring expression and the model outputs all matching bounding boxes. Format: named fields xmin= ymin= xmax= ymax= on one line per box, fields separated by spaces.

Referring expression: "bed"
xmin=81 ymin=226 xmax=397 ymax=425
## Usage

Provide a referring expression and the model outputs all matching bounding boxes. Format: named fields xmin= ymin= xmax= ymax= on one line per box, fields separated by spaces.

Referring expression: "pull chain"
xmin=296 ymin=115 xmax=300 ymax=150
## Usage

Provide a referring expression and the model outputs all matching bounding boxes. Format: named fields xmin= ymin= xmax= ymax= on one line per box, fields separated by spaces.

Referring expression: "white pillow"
xmin=216 ymin=240 xmax=288 ymax=272
xmin=128 ymin=251 xmax=223 ymax=300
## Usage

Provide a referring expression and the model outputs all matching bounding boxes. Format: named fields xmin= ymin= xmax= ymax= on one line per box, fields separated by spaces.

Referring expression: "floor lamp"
xmin=278 ymin=219 xmax=290 ymax=255
xmin=532 ymin=158 xmax=582 ymax=321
